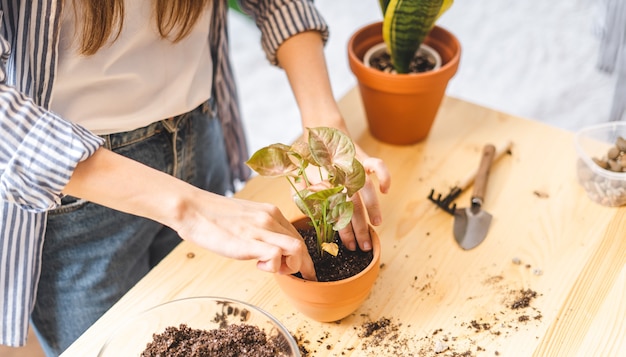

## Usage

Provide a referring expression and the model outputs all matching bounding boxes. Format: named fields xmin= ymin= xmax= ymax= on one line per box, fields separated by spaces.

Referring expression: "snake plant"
xmin=380 ymin=0 xmax=453 ymax=74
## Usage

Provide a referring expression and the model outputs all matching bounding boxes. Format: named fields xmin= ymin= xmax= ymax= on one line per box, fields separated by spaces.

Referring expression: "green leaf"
xmin=383 ymin=0 xmax=444 ymax=74
xmin=246 ymin=144 xmax=296 ymax=177
xmin=246 ymin=126 xmax=368 ymax=258
xmin=331 ymin=201 xmax=354 ymax=231
xmin=307 ymin=127 xmax=355 ymax=173
xmin=343 ymin=159 xmax=366 ymax=197
xmin=290 ymin=139 xmax=314 ymax=166
xmin=379 ymin=0 xmax=391 ymax=14
xmin=438 ymin=0 xmax=454 ymax=19
xmin=305 ymin=186 xmax=345 ymax=202
xmin=293 ymin=189 xmax=321 ymax=218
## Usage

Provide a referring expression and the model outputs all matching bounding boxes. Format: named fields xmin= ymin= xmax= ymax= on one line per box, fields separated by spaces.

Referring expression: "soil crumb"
xmin=357 ymin=317 xmax=411 ymax=355
xmin=289 ymin=278 xmax=543 ymax=356
xmin=293 ymin=331 xmax=312 ymax=357
xmin=510 ymin=289 xmax=538 ymax=310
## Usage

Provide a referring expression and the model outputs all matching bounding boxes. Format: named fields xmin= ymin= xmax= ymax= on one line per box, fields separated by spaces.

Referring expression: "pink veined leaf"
xmin=290 ymin=139 xmax=315 ymax=166
xmin=343 ymin=159 xmax=366 ymax=197
xmin=246 ymin=144 xmax=297 ymax=177
xmin=331 ymin=201 xmax=353 ymax=231
xmin=246 ymin=126 xmax=368 ymax=259
xmin=307 ymin=127 xmax=355 ymax=173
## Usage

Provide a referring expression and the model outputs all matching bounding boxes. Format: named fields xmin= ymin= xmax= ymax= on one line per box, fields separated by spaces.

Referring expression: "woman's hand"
xmin=338 ymin=151 xmax=391 ymax=252
xmin=64 ymin=148 xmax=317 ymax=281
xmin=174 ymin=194 xmax=317 ymax=281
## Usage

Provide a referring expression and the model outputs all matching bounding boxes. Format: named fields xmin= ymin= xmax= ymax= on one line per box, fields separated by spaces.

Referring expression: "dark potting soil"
xmin=368 ymin=50 xmax=437 ymax=73
xmin=297 ymin=228 xmax=374 ymax=282
xmin=141 ymin=323 xmax=289 ymax=357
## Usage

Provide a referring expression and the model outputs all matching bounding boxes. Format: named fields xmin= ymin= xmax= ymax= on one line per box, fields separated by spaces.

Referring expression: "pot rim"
xmin=348 ymin=22 xmax=461 ymax=82
xmin=280 ymin=216 xmax=381 ymax=286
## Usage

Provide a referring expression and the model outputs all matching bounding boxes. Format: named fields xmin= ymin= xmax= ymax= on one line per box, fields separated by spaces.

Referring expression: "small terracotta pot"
xmin=348 ymin=22 xmax=461 ymax=145
xmin=274 ymin=217 xmax=381 ymax=322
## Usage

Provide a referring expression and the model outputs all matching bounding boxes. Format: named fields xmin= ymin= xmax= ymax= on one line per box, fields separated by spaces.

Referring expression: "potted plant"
xmin=348 ymin=0 xmax=460 ymax=145
xmin=246 ymin=127 xmax=381 ymax=322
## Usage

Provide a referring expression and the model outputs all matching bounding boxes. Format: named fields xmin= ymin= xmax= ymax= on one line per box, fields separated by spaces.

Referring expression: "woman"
xmin=0 ymin=0 xmax=391 ymax=355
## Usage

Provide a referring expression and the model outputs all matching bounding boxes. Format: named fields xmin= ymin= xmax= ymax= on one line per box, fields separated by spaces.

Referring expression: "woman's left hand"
xmin=338 ymin=151 xmax=391 ymax=252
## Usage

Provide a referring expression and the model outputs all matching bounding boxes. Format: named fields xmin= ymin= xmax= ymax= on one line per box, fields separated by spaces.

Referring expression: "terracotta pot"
xmin=348 ymin=22 xmax=461 ymax=145
xmin=274 ymin=217 xmax=381 ymax=322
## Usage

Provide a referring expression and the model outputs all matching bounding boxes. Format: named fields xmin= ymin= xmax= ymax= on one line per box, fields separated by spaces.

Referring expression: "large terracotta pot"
xmin=274 ymin=217 xmax=381 ymax=322
xmin=348 ymin=22 xmax=461 ymax=145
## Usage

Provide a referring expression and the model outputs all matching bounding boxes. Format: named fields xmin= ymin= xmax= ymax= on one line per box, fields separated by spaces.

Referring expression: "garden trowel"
xmin=453 ymin=144 xmax=496 ymax=250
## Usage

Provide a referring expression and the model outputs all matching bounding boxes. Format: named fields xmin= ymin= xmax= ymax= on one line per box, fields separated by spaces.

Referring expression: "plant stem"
xmin=286 ymin=177 xmax=323 ymax=253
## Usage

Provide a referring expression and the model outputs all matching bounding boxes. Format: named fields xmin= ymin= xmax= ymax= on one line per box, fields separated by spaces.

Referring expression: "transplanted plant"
xmin=380 ymin=0 xmax=454 ymax=73
xmin=246 ymin=127 xmax=366 ymax=256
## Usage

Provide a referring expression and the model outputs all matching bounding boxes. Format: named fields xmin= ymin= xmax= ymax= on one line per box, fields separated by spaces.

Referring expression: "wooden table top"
xmin=63 ymin=88 xmax=625 ymax=356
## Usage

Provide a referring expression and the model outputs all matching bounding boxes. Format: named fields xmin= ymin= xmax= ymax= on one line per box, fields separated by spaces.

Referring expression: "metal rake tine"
xmin=428 ymin=189 xmax=447 ymax=208
xmin=428 ymin=187 xmax=461 ymax=215
xmin=441 ymin=186 xmax=462 ymax=206
xmin=428 ymin=189 xmax=441 ymax=202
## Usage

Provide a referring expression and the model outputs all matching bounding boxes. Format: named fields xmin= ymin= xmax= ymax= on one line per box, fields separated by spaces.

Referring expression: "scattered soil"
xmin=358 ymin=316 xmax=411 ymax=355
xmin=211 ymin=299 xmax=251 ymax=328
xmin=290 ymin=261 xmax=544 ymax=356
xmin=297 ymin=227 xmax=373 ymax=282
xmin=141 ymin=323 xmax=287 ymax=357
xmin=368 ymin=49 xmax=437 ymax=73
xmin=510 ymin=289 xmax=538 ymax=310
xmin=292 ymin=332 xmax=312 ymax=357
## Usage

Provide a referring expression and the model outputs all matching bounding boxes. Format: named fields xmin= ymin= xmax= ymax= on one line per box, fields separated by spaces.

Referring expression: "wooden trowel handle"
xmin=456 ymin=141 xmax=511 ymax=192
xmin=472 ymin=144 xmax=496 ymax=201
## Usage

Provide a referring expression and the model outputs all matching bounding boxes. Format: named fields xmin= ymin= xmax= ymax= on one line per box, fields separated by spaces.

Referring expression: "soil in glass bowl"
xmin=141 ymin=323 xmax=288 ymax=356
xmin=98 ymin=297 xmax=299 ymax=357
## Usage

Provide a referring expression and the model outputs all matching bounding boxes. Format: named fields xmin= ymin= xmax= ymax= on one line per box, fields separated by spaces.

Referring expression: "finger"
xmin=212 ymin=226 xmax=294 ymax=270
xmin=223 ymin=237 xmax=282 ymax=273
xmin=254 ymin=202 xmax=303 ymax=237
xmin=350 ymin=192 xmax=373 ymax=251
xmin=273 ymin=211 xmax=303 ymax=239
xmin=283 ymin=252 xmax=317 ymax=281
xmin=255 ymin=205 xmax=316 ymax=280
xmin=338 ymin=222 xmax=357 ymax=251
xmin=359 ymin=178 xmax=383 ymax=226
xmin=257 ymin=256 xmax=282 ymax=274
xmin=362 ymin=157 xmax=391 ymax=194
xmin=255 ymin=229 xmax=318 ymax=281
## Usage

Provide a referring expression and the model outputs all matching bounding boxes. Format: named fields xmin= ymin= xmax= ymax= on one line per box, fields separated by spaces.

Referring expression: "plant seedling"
xmin=246 ymin=127 xmax=366 ymax=256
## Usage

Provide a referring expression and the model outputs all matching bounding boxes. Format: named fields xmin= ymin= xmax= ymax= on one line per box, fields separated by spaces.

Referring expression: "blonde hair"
xmin=72 ymin=0 xmax=211 ymax=55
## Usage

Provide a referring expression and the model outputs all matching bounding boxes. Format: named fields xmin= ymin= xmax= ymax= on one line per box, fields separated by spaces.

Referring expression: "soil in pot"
xmin=368 ymin=46 xmax=439 ymax=74
xmin=295 ymin=227 xmax=374 ymax=282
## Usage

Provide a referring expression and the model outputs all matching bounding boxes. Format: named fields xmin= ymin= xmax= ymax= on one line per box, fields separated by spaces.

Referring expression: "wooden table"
xmin=63 ymin=88 xmax=625 ymax=356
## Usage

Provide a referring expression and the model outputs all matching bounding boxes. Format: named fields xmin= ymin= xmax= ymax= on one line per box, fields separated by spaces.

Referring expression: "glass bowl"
xmin=98 ymin=296 xmax=300 ymax=356
xmin=575 ymin=122 xmax=626 ymax=206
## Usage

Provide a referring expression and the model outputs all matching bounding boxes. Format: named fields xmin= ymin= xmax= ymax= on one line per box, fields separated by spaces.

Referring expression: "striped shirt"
xmin=0 ymin=0 xmax=328 ymax=347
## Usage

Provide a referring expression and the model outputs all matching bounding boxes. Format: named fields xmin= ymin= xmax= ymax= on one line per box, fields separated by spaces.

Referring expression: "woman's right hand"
xmin=173 ymin=193 xmax=317 ymax=281
xmin=63 ymin=148 xmax=317 ymax=281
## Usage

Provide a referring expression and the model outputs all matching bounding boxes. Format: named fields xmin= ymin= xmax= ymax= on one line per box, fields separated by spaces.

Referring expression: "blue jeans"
xmin=31 ymin=100 xmax=232 ymax=356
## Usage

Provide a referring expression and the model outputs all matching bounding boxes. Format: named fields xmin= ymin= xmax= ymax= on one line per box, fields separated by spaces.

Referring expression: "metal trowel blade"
xmin=453 ymin=207 xmax=492 ymax=250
